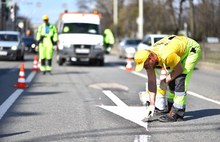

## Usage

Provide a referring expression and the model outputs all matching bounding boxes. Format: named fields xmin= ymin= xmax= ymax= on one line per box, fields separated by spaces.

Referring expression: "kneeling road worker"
xmin=134 ymin=35 xmax=201 ymax=122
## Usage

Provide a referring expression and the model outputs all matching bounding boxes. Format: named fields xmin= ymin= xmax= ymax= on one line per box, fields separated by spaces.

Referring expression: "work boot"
xmin=154 ymin=108 xmax=167 ymax=116
xmin=158 ymin=110 xmax=183 ymax=122
xmin=142 ymin=107 xmax=167 ymax=122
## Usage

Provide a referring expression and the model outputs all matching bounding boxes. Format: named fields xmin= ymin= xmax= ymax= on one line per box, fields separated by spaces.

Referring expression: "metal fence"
xmin=200 ymin=42 xmax=220 ymax=64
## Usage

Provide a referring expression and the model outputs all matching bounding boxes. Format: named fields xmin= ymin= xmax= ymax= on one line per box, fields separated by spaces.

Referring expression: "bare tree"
xmin=74 ymin=0 xmax=220 ymax=40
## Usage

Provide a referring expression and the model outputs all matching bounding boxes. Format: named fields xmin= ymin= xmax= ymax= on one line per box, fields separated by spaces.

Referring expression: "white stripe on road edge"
xmin=26 ymin=71 xmax=37 ymax=83
xmin=188 ymin=91 xmax=220 ymax=105
xmin=0 ymin=89 xmax=23 ymax=120
xmin=0 ymin=71 xmax=36 ymax=120
xmin=119 ymin=65 xmax=220 ymax=106
xmin=119 ymin=66 xmax=148 ymax=79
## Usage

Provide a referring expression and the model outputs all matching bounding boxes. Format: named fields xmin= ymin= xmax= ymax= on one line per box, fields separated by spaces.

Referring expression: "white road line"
xmin=103 ymin=90 xmax=128 ymax=107
xmin=0 ymin=89 xmax=23 ymax=119
xmin=0 ymin=70 xmax=37 ymax=120
xmin=119 ymin=65 xmax=220 ymax=106
xmin=26 ymin=71 xmax=36 ymax=83
xmin=188 ymin=91 xmax=220 ymax=105
xmin=119 ymin=66 xmax=148 ymax=79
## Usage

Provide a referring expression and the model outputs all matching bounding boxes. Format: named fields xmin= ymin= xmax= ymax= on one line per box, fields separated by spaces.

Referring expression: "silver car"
xmin=0 ymin=31 xmax=25 ymax=60
xmin=118 ymin=38 xmax=141 ymax=58
xmin=137 ymin=34 xmax=167 ymax=51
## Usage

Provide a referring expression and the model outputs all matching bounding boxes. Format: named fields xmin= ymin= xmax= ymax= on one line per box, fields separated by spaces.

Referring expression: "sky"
xmin=15 ymin=0 xmax=79 ymax=25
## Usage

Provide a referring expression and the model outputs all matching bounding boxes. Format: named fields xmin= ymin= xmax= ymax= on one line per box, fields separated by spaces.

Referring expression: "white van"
xmin=56 ymin=12 xmax=104 ymax=66
xmin=137 ymin=34 xmax=167 ymax=51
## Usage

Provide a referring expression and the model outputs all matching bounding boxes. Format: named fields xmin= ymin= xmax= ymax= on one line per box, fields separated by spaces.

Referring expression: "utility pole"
xmin=1 ymin=0 xmax=6 ymax=30
xmin=113 ymin=0 xmax=118 ymax=40
xmin=113 ymin=0 xmax=118 ymax=26
xmin=189 ymin=0 xmax=195 ymax=38
xmin=137 ymin=0 xmax=143 ymax=39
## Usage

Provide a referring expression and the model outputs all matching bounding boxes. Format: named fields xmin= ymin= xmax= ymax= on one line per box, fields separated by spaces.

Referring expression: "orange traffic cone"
xmin=125 ymin=57 xmax=133 ymax=71
xmin=160 ymin=67 xmax=167 ymax=81
xmin=14 ymin=63 xmax=28 ymax=89
xmin=32 ymin=55 xmax=39 ymax=72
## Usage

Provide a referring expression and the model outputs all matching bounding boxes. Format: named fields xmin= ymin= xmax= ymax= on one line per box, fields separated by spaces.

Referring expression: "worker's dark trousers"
xmin=167 ymin=74 xmax=186 ymax=118
xmin=40 ymin=59 xmax=52 ymax=71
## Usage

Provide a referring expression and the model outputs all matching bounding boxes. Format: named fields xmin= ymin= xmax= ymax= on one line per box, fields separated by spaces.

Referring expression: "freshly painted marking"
xmin=119 ymin=65 xmax=220 ymax=105
xmin=99 ymin=90 xmax=148 ymax=130
xmin=0 ymin=89 xmax=23 ymax=119
xmin=98 ymin=105 xmax=148 ymax=130
xmin=0 ymin=71 xmax=37 ymax=120
xmin=103 ymin=90 xmax=128 ymax=107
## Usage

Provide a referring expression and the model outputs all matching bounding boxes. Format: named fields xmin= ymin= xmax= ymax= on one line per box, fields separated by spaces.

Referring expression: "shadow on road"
xmin=0 ymin=131 xmax=30 ymax=138
xmin=25 ymin=91 xmax=63 ymax=96
xmin=185 ymin=108 xmax=220 ymax=121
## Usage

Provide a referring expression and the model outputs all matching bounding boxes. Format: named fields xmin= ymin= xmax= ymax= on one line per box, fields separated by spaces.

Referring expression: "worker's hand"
xmin=35 ymin=46 xmax=38 ymax=52
xmin=159 ymin=78 xmax=167 ymax=90
xmin=145 ymin=105 xmax=155 ymax=118
xmin=53 ymin=45 xmax=57 ymax=51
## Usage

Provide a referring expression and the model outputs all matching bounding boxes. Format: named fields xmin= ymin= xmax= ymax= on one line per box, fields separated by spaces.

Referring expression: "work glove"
xmin=35 ymin=46 xmax=38 ymax=52
xmin=145 ymin=105 xmax=155 ymax=118
xmin=159 ymin=78 xmax=167 ymax=90
xmin=142 ymin=105 xmax=155 ymax=122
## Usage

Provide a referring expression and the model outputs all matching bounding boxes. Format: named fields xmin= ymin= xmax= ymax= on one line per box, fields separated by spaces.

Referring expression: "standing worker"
xmin=36 ymin=14 xmax=58 ymax=75
xmin=134 ymin=35 xmax=201 ymax=122
xmin=103 ymin=28 xmax=115 ymax=54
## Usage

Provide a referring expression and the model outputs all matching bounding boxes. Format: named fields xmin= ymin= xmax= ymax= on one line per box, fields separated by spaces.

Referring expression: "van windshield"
xmin=62 ymin=23 xmax=100 ymax=34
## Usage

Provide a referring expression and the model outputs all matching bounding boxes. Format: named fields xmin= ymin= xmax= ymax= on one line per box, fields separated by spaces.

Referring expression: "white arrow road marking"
xmin=98 ymin=90 xmax=149 ymax=130
xmin=102 ymin=90 xmax=128 ymax=107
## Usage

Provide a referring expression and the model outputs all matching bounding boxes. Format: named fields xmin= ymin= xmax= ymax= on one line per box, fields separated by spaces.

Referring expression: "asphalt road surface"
xmin=0 ymin=52 xmax=220 ymax=142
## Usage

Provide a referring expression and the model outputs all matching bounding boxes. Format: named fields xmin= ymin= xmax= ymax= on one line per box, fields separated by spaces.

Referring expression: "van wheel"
xmin=56 ymin=54 xmax=64 ymax=66
xmin=97 ymin=59 xmax=104 ymax=66
xmin=58 ymin=58 xmax=65 ymax=66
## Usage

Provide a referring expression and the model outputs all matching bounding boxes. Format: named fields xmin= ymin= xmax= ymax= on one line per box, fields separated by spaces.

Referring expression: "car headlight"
xmin=31 ymin=44 xmax=36 ymax=48
xmin=11 ymin=46 xmax=17 ymax=50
